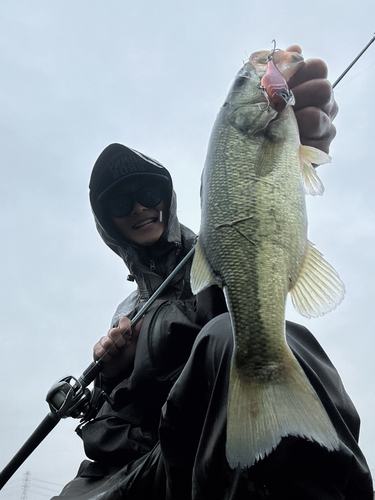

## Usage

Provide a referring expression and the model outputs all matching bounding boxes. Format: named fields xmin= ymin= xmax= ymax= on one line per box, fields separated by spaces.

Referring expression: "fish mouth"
xmin=133 ymin=217 xmax=158 ymax=229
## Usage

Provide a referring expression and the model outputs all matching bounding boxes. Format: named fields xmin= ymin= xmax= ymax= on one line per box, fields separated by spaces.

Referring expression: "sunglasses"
xmin=107 ymin=185 xmax=163 ymax=218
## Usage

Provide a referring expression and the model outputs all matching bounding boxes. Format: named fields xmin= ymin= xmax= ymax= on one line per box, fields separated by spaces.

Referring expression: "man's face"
xmin=109 ymin=179 xmax=167 ymax=246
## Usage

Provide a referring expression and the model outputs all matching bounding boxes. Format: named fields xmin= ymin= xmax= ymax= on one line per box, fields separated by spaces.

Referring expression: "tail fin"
xmin=226 ymin=350 xmax=339 ymax=468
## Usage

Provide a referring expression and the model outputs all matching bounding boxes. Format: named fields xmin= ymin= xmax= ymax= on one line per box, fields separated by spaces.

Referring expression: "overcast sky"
xmin=0 ymin=1 xmax=374 ymax=497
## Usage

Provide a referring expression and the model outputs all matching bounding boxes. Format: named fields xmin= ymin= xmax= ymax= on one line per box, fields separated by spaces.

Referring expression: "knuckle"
xmin=306 ymin=58 xmax=328 ymax=79
xmin=317 ymin=79 xmax=333 ymax=105
xmin=297 ymin=107 xmax=332 ymax=139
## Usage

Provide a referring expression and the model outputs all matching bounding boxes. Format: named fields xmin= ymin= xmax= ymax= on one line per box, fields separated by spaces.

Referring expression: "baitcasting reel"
xmin=46 ymin=373 xmax=115 ymax=422
xmin=46 ymin=375 xmax=92 ymax=420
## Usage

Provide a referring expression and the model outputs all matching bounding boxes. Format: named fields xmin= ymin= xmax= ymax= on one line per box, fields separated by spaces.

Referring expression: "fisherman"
xmin=53 ymin=48 xmax=373 ymax=499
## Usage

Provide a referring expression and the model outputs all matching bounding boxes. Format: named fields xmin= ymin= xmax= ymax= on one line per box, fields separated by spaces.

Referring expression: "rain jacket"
xmin=53 ymin=145 xmax=373 ymax=499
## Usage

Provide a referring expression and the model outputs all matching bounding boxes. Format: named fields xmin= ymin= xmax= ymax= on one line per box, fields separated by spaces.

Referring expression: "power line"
xmin=30 ymin=477 xmax=64 ymax=488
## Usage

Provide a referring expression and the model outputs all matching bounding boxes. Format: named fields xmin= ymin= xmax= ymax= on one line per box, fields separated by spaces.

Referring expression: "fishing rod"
xmin=0 ymin=245 xmax=196 ymax=490
xmin=332 ymin=33 xmax=375 ymax=88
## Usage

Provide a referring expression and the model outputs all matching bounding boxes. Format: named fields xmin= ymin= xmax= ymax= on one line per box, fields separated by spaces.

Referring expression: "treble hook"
xmin=267 ymin=39 xmax=277 ymax=61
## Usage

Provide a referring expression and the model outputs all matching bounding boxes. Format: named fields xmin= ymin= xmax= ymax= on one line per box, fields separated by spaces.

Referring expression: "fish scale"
xmin=191 ymin=48 xmax=345 ymax=468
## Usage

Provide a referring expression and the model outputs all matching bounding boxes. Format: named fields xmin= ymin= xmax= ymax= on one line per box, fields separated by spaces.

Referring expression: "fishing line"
xmin=331 ymin=61 xmax=375 ymax=91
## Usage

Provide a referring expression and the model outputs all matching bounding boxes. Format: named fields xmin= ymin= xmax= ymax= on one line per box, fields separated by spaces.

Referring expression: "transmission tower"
xmin=21 ymin=471 xmax=30 ymax=500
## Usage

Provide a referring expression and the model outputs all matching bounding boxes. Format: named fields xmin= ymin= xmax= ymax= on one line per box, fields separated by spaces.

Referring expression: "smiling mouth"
xmin=133 ymin=218 xmax=158 ymax=229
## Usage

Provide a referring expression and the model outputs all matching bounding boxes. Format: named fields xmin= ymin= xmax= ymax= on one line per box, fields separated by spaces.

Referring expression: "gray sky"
xmin=0 ymin=1 xmax=374 ymax=496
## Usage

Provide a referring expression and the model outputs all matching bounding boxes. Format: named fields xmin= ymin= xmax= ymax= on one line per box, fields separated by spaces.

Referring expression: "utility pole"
xmin=21 ymin=471 xmax=30 ymax=500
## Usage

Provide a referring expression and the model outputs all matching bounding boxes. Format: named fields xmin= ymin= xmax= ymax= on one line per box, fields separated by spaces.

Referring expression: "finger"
xmin=95 ymin=324 xmax=130 ymax=358
xmin=327 ymin=98 xmax=339 ymax=121
xmin=285 ymin=44 xmax=302 ymax=54
xmin=296 ymin=108 xmax=337 ymax=153
xmin=295 ymin=107 xmax=332 ymax=139
xmin=118 ymin=316 xmax=132 ymax=333
xmin=118 ymin=316 xmax=131 ymax=328
xmin=108 ymin=327 xmax=128 ymax=349
xmin=106 ymin=316 xmax=132 ymax=349
xmin=94 ymin=336 xmax=117 ymax=360
xmin=292 ymin=79 xmax=333 ymax=112
xmin=288 ymin=58 xmax=328 ymax=89
xmin=93 ymin=317 xmax=134 ymax=362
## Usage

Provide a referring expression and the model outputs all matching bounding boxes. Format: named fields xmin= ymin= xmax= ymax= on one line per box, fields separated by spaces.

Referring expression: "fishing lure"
xmin=261 ymin=42 xmax=293 ymax=112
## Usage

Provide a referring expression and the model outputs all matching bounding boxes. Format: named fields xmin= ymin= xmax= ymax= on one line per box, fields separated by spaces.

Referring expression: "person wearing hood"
xmin=53 ymin=56 xmax=373 ymax=499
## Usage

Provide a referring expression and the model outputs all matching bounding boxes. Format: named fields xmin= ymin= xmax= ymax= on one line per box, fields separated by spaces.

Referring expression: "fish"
xmin=190 ymin=47 xmax=345 ymax=468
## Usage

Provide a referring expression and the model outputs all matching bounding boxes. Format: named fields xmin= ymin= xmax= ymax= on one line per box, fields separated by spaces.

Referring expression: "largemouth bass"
xmin=191 ymin=47 xmax=345 ymax=468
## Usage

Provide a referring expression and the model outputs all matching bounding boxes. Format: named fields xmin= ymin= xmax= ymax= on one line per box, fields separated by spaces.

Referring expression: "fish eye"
xmin=234 ymin=77 xmax=248 ymax=88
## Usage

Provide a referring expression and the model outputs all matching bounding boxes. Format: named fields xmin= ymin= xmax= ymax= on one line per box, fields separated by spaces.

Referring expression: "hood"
xmin=89 ymin=143 xmax=197 ymax=300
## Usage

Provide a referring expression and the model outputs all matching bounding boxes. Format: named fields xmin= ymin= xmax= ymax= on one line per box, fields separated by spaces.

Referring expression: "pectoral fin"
xmin=190 ymin=238 xmax=222 ymax=294
xmin=290 ymin=241 xmax=345 ymax=318
xmin=299 ymin=145 xmax=331 ymax=196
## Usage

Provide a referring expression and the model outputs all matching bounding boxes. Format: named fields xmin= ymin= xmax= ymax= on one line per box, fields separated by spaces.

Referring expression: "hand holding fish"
xmin=287 ymin=45 xmax=338 ymax=153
